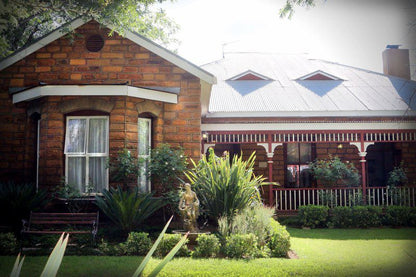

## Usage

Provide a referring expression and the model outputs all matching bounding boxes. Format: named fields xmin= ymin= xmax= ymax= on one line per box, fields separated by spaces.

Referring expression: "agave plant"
xmin=10 ymin=233 xmax=69 ymax=277
xmin=95 ymin=186 xmax=165 ymax=234
xmin=185 ymin=148 xmax=264 ymax=220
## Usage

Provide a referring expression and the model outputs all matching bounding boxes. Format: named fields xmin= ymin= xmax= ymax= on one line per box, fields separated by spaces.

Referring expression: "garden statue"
xmin=178 ymin=183 xmax=200 ymax=232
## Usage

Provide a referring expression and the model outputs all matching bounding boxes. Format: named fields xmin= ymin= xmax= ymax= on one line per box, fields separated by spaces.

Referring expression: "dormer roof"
xmin=228 ymin=70 xmax=273 ymax=81
xmin=297 ymin=70 xmax=342 ymax=81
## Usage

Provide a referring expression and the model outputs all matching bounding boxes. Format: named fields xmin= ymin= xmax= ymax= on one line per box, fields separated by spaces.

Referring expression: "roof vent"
xmin=228 ymin=70 xmax=272 ymax=81
xmin=297 ymin=70 xmax=342 ymax=81
xmin=86 ymin=34 xmax=104 ymax=52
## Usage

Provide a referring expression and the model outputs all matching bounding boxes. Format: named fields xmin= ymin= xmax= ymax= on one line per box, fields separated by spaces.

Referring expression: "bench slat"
xmin=30 ymin=221 xmax=96 ymax=225
xmin=23 ymin=230 xmax=91 ymax=234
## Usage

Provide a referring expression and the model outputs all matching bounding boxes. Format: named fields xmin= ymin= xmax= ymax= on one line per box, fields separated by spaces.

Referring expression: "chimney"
xmin=382 ymin=45 xmax=411 ymax=80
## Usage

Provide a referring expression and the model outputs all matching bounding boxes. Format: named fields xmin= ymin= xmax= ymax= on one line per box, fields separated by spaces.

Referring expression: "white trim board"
xmin=12 ymin=85 xmax=178 ymax=104
xmin=201 ymin=121 xmax=416 ymax=132
xmin=206 ymin=110 xmax=416 ymax=117
xmin=0 ymin=19 xmax=216 ymax=85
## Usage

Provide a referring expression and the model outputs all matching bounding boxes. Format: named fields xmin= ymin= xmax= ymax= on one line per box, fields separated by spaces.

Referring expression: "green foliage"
xmin=148 ymin=144 xmax=188 ymax=191
xmin=330 ymin=206 xmax=353 ymax=228
xmin=387 ymin=163 xmax=408 ymax=187
xmin=10 ymin=233 xmax=69 ymax=277
xmin=309 ymin=155 xmax=360 ymax=187
xmin=155 ymin=234 xmax=190 ymax=258
xmin=384 ymin=206 xmax=415 ymax=227
xmin=268 ymin=219 xmax=291 ymax=257
xmin=298 ymin=205 xmax=329 ymax=228
xmin=107 ymin=149 xmax=143 ymax=189
xmin=95 ymin=186 xmax=164 ymax=234
xmin=186 ymin=148 xmax=263 ymax=220
xmin=351 ymin=206 xmax=382 ymax=228
xmin=192 ymin=234 xmax=221 ymax=258
xmin=124 ymin=232 xmax=152 ymax=256
xmin=218 ymin=205 xmax=275 ymax=247
xmin=0 ymin=232 xmax=18 ymax=255
xmin=0 ymin=0 xmax=179 ymax=58
xmin=224 ymin=234 xmax=259 ymax=259
xmin=0 ymin=182 xmax=48 ymax=233
xmin=279 ymin=0 xmax=316 ymax=19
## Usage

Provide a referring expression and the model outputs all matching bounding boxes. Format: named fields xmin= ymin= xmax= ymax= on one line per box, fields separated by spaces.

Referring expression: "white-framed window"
xmin=64 ymin=116 xmax=109 ymax=194
xmin=138 ymin=118 xmax=151 ymax=192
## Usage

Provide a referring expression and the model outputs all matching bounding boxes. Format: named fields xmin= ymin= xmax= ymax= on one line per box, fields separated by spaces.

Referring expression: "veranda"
xmin=201 ymin=128 xmax=416 ymax=213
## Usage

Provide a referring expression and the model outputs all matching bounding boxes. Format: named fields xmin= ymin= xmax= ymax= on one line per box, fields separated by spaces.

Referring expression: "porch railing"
xmin=274 ymin=186 xmax=416 ymax=211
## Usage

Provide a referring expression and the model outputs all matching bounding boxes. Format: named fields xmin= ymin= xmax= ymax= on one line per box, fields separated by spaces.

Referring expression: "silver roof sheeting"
xmin=202 ymin=53 xmax=416 ymax=116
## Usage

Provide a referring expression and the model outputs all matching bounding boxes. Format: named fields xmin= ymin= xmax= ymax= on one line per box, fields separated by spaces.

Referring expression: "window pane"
xmin=89 ymin=157 xmax=107 ymax=193
xmin=88 ymin=118 xmax=108 ymax=153
xmin=138 ymin=118 xmax=150 ymax=156
xmin=138 ymin=159 xmax=149 ymax=193
xmin=68 ymin=157 xmax=85 ymax=193
xmin=299 ymin=143 xmax=312 ymax=163
xmin=65 ymin=119 xmax=86 ymax=153
xmin=286 ymin=144 xmax=299 ymax=164
xmin=299 ymin=165 xmax=312 ymax=187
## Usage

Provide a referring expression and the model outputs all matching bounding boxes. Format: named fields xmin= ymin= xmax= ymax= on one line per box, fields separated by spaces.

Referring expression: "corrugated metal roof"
xmin=202 ymin=53 xmax=416 ymax=115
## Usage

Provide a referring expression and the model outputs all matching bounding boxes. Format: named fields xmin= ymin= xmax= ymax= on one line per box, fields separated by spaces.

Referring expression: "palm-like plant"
xmin=95 ymin=186 xmax=165 ymax=234
xmin=185 ymin=148 xmax=264 ymax=220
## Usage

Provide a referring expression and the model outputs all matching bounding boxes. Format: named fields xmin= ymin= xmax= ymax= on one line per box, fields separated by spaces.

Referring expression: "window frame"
xmin=285 ymin=143 xmax=315 ymax=188
xmin=64 ymin=115 xmax=109 ymax=194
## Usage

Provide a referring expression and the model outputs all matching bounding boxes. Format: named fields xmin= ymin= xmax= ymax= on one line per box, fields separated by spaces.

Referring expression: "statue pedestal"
xmin=172 ymin=230 xmax=211 ymax=245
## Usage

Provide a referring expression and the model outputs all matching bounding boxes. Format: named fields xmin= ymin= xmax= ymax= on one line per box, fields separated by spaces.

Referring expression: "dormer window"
xmin=297 ymin=70 xmax=342 ymax=81
xmin=229 ymin=70 xmax=272 ymax=81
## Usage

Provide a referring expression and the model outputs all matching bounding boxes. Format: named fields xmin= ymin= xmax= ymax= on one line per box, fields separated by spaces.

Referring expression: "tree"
xmin=0 ymin=0 xmax=179 ymax=58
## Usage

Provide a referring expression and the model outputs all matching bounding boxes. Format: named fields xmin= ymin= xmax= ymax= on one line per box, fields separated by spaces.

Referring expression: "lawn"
xmin=1 ymin=228 xmax=415 ymax=277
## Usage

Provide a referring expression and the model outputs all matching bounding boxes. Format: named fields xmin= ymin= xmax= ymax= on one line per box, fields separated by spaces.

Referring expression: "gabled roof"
xmin=202 ymin=52 xmax=416 ymax=117
xmin=0 ymin=18 xmax=216 ymax=85
xmin=228 ymin=70 xmax=273 ymax=81
xmin=297 ymin=70 xmax=342 ymax=81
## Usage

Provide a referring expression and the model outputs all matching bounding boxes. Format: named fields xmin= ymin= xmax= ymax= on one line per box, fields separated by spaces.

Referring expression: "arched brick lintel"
xmin=136 ymin=100 xmax=162 ymax=117
xmin=58 ymin=98 xmax=115 ymax=114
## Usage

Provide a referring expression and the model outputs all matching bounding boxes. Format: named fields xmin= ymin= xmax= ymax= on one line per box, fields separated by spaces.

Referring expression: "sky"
xmin=158 ymin=0 xmax=416 ymax=76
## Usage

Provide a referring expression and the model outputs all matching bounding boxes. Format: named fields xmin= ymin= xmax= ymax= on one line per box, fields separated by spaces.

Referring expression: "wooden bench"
xmin=22 ymin=212 xmax=99 ymax=243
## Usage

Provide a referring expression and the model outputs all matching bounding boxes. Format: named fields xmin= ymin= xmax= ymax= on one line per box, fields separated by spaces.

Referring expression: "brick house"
xmin=0 ymin=19 xmax=215 ymax=194
xmin=200 ymin=51 xmax=416 ymax=210
xmin=0 ymin=19 xmax=415 ymax=211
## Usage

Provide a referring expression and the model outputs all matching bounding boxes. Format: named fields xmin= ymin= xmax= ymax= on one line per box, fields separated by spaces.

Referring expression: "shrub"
xmin=107 ymin=149 xmax=143 ymax=190
xmin=298 ymin=205 xmax=329 ymax=228
xmin=125 ymin=232 xmax=152 ymax=256
xmin=218 ymin=205 xmax=274 ymax=247
xmin=330 ymin=206 xmax=353 ymax=228
xmin=155 ymin=234 xmax=190 ymax=258
xmin=351 ymin=206 xmax=382 ymax=228
xmin=95 ymin=186 xmax=165 ymax=234
xmin=309 ymin=155 xmax=360 ymax=187
xmin=268 ymin=219 xmax=291 ymax=257
xmin=0 ymin=232 xmax=18 ymax=254
xmin=384 ymin=206 xmax=414 ymax=226
xmin=186 ymin=148 xmax=263 ymax=220
xmin=224 ymin=234 xmax=259 ymax=259
xmin=0 ymin=182 xmax=48 ymax=233
xmin=192 ymin=234 xmax=220 ymax=258
xmin=97 ymin=240 xmax=126 ymax=256
xmin=148 ymin=143 xmax=188 ymax=193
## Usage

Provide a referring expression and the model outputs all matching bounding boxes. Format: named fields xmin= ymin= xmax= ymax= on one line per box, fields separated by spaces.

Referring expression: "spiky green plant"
xmin=185 ymin=148 xmax=264 ymax=220
xmin=95 ymin=186 xmax=165 ymax=234
xmin=132 ymin=216 xmax=189 ymax=277
xmin=10 ymin=233 xmax=69 ymax=277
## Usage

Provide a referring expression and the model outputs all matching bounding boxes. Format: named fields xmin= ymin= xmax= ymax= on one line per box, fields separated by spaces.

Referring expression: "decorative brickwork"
xmin=0 ymin=20 xmax=202 ymax=189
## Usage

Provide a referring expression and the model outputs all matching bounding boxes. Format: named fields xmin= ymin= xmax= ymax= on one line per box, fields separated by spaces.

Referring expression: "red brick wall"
xmin=0 ymin=20 xmax=202 ymax=189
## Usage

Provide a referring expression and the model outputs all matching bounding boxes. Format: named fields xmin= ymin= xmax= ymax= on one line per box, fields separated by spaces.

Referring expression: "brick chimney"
xmin=382 ymin=45 xmax=411 ymax=80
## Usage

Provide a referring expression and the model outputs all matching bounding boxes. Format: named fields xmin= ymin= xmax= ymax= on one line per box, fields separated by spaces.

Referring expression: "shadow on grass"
xmin=287 ymin=227 xmax=416 ymax=240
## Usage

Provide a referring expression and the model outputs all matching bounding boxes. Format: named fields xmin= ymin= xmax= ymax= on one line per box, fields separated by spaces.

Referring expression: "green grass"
xmin=1 ymin=228 xmax=416 ymax=276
